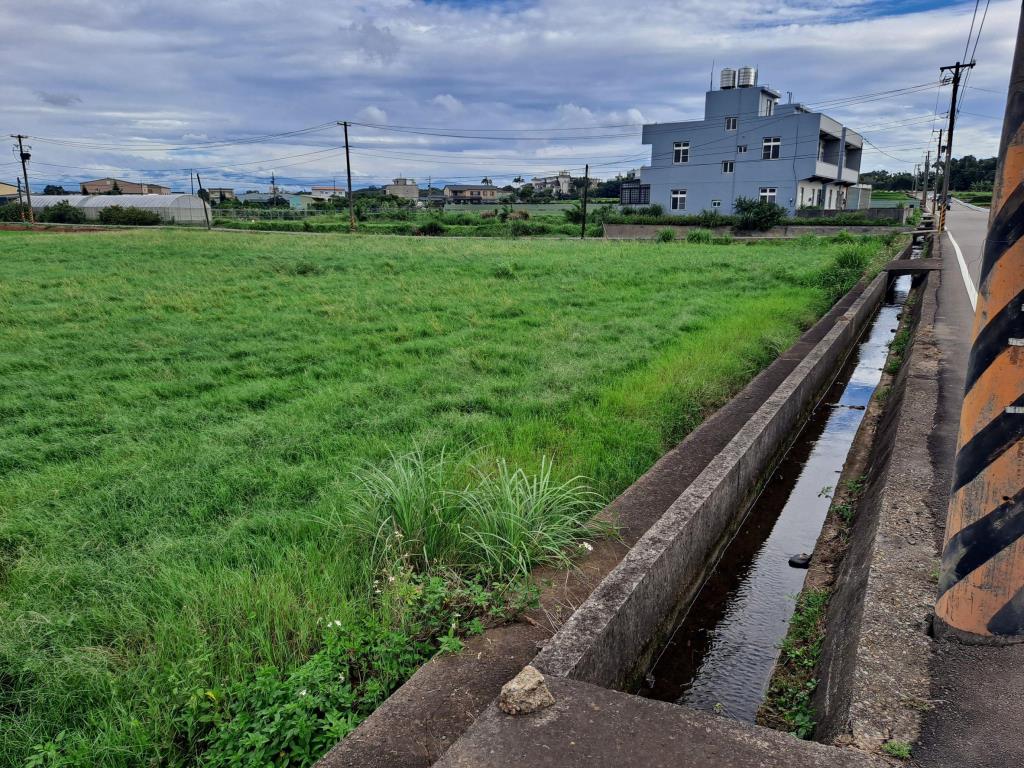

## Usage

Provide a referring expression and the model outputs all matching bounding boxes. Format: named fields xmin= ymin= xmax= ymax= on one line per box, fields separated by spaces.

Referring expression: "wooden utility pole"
xmin=339 ymin=121 xmax=356 ymax=231
xmin=932 ymin=129 xmax=944 ymax=212
xmin=580 ymin=164 xmax=589 ymax=239
xmin=935 ymin=9 xmax=1024 ymax=641
xmin=11 ymin=134 xmax=34 ymax=223
xmin=938 ymin=61 xmax=975 ymax=231
xmin=195 ymin=172 xmax=212 ymax=230
xmin=912 ymin=163 xmax=919 ymax=197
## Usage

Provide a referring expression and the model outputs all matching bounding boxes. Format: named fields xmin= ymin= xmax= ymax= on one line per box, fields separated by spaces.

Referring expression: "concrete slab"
xmin=884 ymin=258 xmax=942 ymax=272
xmin=435 ymin=678 xmax=889 ymax=768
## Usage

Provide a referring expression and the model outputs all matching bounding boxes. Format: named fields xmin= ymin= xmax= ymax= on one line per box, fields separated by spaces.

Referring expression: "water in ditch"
xmin=638 ymin=275 xmax=912 ymax=722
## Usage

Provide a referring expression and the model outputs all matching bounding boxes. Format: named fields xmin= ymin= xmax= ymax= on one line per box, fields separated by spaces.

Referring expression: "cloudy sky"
xmin=1 ymin=0 xmax=1018 ymax=192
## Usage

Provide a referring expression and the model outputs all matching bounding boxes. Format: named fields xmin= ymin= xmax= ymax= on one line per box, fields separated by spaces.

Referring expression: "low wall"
xmin=532 ymin=272 xmax=889 ymax=689
xmin=603 ymin=223 xmax=907 ymax=240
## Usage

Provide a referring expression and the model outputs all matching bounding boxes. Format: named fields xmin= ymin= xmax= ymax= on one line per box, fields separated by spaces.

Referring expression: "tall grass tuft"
xmin=686 ymin=227 xmax=714 ymax=244
xmin=459 ymin=457 xmax=605 ymax=579
xmin=338 ymin=449 xmax=605 ymax=582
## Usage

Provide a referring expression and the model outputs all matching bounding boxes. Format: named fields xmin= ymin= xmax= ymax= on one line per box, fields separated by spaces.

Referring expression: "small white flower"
xmin=387 ymin=575 xmax=396 ymax=583
xmin=580 ymin=542 xmax=594 ymax=552
xmin=298 ymin=689 xmax=308 ymax=697
xmin=374 ymin=588 xmax=382 ymax=594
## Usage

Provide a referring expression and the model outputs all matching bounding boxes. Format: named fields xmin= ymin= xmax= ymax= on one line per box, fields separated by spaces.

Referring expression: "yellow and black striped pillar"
xmin=935 ymin=11 xmax=1024 ymax=641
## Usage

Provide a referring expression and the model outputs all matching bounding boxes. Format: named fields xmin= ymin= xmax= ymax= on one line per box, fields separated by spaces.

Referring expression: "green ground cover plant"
xmin=0 ymin=229 xmax=892 ymax=766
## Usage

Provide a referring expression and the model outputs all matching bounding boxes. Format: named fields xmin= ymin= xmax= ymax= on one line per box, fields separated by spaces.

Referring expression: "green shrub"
xmin=657 ymin=228 xmax=676 ymax=242
xmin=882 ymin=741 xmax=912 ymax=760
xmin=414 ymin=220 xmax=446 ymax=236
xmin=38 ymin=201 xmax=87 ymax=224
xmin=0 ymin=201 xmax=30 ymax=222
xmin=712 ymin=235 xmax=734 ymax=245
xmin=98 ymin=206 xmax=161 ymax=226
xmin=686 ymin=228 xmax=713 ymax=244
xmin=733 ymin=197 xmax=787 ymax=231
xmin=696 ymin=209 xmax=729 ymax=228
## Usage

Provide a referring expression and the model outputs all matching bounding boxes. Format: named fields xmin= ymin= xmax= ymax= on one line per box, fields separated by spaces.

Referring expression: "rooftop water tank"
xmin=737 ymin=66 xmax=758 ymax=88
xmin=720 ymin=68 xmax=737 ymax=89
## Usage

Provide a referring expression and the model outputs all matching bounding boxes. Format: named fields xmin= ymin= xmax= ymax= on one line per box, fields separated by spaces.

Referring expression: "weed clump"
xmin=686 ymin=228 xmax=713 ymax=244
xmin=657 ymin=228 xmax=676 ymax=242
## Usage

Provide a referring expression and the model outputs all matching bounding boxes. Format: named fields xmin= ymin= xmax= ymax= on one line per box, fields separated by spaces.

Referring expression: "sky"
xmin=1 ymin=0 xmax=1018 ymax=192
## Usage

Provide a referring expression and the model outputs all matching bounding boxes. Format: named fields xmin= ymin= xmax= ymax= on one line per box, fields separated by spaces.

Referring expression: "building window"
xmin=762 ymin=137 xmax=781 ymax=160
xmin=737 ymin=144 xmax=747 ymax=153
xmin=711 ymin=199 xmax=722 ymax=210
xmin=722 ymin=160 xmax=734 ymax=174
xmin=759 ymin=187 xmax=777 ymax=204
xmin=763 ymin=98 xmax=775 ymax=117
xmin=619 ymin=181 xmax=649 ymax=206
xmin=725 ymin=116 xmax=737 ymax=131
xmin=671 ymin=189 xmax=687 ymax=210
xmin=673 ymin=141 xmax=689 ymax=164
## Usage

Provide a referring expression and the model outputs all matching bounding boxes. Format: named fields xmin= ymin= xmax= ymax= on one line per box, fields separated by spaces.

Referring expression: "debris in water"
xmin=788 ymin=553 xmax=812 ymax=568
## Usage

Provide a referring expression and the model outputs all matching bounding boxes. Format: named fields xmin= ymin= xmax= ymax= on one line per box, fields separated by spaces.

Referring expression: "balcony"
xmin=814 ymin=161 xmax=859 ymax=185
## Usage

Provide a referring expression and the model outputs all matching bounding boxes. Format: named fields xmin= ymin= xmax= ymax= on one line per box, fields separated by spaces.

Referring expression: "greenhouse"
xmin=30 ymin=194 xmax=211 ymax=225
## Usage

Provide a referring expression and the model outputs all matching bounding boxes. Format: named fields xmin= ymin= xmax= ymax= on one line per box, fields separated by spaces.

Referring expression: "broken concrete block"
xmin=499 ymin=665 xmax=555 ymax=715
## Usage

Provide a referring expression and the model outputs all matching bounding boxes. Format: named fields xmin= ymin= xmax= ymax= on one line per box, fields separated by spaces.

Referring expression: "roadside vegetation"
xmin=0 ymin=229 xmax=896 ymax=767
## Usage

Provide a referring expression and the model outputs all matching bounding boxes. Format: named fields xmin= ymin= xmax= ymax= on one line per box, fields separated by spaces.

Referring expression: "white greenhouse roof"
xmin=30 ymin=194 xmax=205 ymax=210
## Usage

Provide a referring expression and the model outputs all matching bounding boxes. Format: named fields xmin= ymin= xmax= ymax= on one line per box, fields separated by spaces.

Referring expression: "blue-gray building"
xmin=631 ymin=67 xmax=863 ymax=216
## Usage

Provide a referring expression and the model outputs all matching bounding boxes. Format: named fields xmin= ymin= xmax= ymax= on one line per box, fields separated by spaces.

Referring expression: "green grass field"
xmin=0 ymin=229 xmax=897 ymax=767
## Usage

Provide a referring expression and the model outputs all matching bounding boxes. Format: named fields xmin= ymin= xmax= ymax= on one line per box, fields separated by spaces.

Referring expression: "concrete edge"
xmin=433 ymin=677 xmax=890 ymax=768
xmin=532 ymin=271 xmax=889 ymax=688
xmin=814 ymin=266 xmax=940 ymax=750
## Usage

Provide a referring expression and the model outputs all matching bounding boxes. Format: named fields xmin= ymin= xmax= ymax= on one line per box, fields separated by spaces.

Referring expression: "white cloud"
xmin=432 ymin=94 xmax=463 ymax=113
xmin=2 ymin=0 xmax=1017 ymax=190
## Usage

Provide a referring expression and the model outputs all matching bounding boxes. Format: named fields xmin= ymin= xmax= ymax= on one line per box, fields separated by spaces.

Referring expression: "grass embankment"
xmin=950 ymin=190 xmax=991 ymax=207
xmin=0 ymin=230 xmax=895 ymax=767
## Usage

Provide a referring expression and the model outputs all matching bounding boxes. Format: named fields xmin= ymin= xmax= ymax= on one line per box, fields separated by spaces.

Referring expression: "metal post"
xmin=195 ymin=172 xmax=212 ymax=230
xmin=935 ymin=9 xmax=1024 ymax=641
xmin=933 ymin=129 xmax=944 ymax=213
xmin=580 ymin=164 xmax=589 ymax=240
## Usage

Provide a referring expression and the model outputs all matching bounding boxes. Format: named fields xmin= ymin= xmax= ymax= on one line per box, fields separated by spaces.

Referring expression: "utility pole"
xmin=339 ymin=121 xmax=356 ymax=231
xmin=912 ymin=163 xmax=919 ymax=197
xmin=11 ymin=134 xmax=34 ymax=224
xmin=580 ymin=164 xmax=589 ymax=240
xmin=16 ymin=178 xmax=25 ymax=222
xmin=938 ymin=61 xmax=975 ymax=231
xmin=922 ymin=152 xmax=930 ymax=208
xmin=932 ymin=129 xmax=944 ymax=213
xmin=195 ymin=172 xmax=212 ymax=230
xmin=935 ymin=10 xmax=1024 ymax=641
xmin=190 ymin=171 xmax=195 ymax=196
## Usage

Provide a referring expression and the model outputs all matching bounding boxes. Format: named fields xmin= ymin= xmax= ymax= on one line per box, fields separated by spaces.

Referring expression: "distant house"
xmin=385 ymin=177 xmax=419 ymax=201
xmin=206 ymin=187 xmax=236 ymax=203
xmin=0 ymin=181 xmax=19 ymax=203
xmin=310 ymin=185 xmax=346 ymax=201
xmin=239 ymin=192 xmax=281 ymax=204
xmin=530 ymin=171 xmax=572 ymax=196
xmin=80 ymin=177 xmax=171 ymax=195
xmin=443 ymin=184 xmax=501 ymax=204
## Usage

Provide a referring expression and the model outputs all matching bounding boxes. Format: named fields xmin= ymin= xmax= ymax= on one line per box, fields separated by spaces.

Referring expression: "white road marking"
xmin=951 ymin=198 xmax=990 ymax=213
xmin=947 ymin=230 xmax=978 ymax=311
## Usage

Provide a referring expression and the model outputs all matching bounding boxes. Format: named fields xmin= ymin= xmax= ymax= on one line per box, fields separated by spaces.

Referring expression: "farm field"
xmin=0 ymin=229 xmax=896 ymax=767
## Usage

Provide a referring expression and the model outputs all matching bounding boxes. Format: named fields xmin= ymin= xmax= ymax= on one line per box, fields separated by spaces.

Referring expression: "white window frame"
xmin=673 ymin=141 xmax=690 ymax=164
xmin=725 ymin=116 xmax=737 ymax=131
xmin=759 ymin=187 xmax=777 ymax=204
xmin=762 ymin=137 xmax=781 ymax=160
xmin=737 ymin=144 xmax=747 ymax=153
xmin=722 ymin=160 xmax=734 ymax=174
xmin=670 ymin=189 xmax=687 ymax=211
xmin=711 ymin=199 xmax=722 ymax=210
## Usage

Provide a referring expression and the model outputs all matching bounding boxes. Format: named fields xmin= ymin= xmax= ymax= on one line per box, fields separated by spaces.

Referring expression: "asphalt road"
xmin=912 ymin=199 xmax=1024 ymax=768
xmin=943 ymin=198 xmax=989 ymax=307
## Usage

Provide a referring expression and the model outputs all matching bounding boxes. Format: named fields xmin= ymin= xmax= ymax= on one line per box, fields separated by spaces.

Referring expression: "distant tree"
xmin=197 ymin=188 xmax=211 ymax=203
xmin=43 ymin=185 xmax=68 ymax=195
xmin=512 ymin=176 xmax=524 ymax=184
xmin=106 ymin=180 xmax=122 ymax=195
xmin=481 ymin=177 xmax=493 ymax=185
